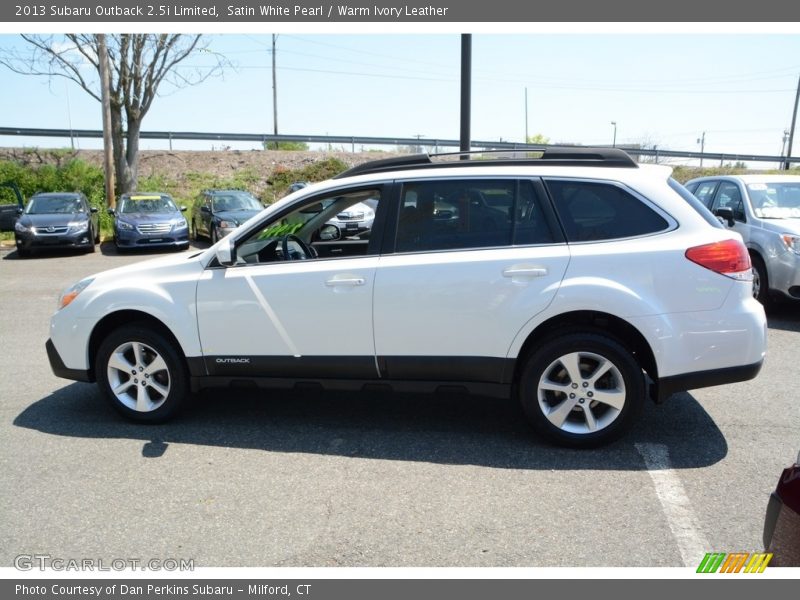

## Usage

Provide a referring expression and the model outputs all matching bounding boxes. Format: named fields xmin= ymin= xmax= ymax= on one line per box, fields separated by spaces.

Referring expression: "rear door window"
xmin=692 ymin=181 xmax=719 ymax=208
xmin=395 ymin=179 xmax=559 ymax=253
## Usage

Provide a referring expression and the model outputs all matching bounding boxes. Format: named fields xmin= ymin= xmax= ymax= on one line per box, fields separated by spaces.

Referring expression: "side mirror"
xmin=200 ymin=206 xmax=211 ymax=214
xmin=714 ymin=206 xmax=735 ymax=227
xmin=180 ymin=206 xmax=188 ymax=212
xmin=215 ymin=236 xmax=235 ymax=266
xmin=90 ymin=207 xmax=98 ymax=213
xmin=107 ymin=207 xmax=116 ymax=216
xmin=319 ymin=224 xmax=341 ymax=241
xmin=16 ymin=207 xmax=23 ymax=215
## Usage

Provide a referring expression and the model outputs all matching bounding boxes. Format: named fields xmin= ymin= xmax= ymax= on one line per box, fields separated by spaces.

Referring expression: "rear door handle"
xmin=502 ymin=267 xmax=548 ymax=278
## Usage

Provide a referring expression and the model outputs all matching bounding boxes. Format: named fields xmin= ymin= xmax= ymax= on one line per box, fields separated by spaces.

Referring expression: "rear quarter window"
xmin=668 ymin=178 xmax=723 ymax=229
xmin=545 ymin=179 xmax=670 ymax=242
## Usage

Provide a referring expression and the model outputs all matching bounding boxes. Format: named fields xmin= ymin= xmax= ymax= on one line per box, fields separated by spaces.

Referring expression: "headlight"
xmin=69 ymin=221 xmax=88 ymax=233
xmin=781 ymin=234 xmax=800 ymax=255
xmin=57 ymin=277 xmax=94 ymax=311
xmin=218 ymin=220 xmax=237 ymax=229
xmin=173 ymin=218 xmax=188 ymax=230
xmin=14 ymin=221 xmax=29 ymax=233
xmin=117 ymin=220 xmax=134 ymax=231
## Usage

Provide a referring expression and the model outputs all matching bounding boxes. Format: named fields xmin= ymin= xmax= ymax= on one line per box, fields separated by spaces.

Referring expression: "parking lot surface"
xmin=1 ymin=243 xmax=797 ymax=567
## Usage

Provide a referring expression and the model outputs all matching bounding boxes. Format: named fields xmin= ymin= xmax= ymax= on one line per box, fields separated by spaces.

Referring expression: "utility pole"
xmin=272 ymin=34 xmax=278 ymax=150
xmin=697 ymin=131 xmax=706 ymax=168
xmin=97 ymin=34 xmax=116 ymax=208
xmin=784 ymin=74 xmax=799 ymax=171
xmin=460 ymin=34 xmax=471 ymax=158
xmin=610 ymin=121 xmax=617 ymax=148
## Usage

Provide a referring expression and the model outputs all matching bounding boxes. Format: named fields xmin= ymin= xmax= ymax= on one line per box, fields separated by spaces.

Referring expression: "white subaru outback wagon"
xmin=47 ymin=149 xmax=767 ymax=447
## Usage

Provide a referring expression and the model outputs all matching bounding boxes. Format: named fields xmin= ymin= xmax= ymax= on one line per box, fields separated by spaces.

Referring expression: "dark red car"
xmin=764 ymin=451 xmax=800 ymax=566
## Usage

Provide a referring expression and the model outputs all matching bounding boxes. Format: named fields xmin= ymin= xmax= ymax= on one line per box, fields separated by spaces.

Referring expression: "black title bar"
xmin=4 ymin=0 xmax=800 ymax=22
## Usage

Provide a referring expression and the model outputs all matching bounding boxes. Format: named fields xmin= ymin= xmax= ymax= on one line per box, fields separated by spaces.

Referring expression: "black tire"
xmin=211 ymin=227 xmax=219 ymax=245
xmin=191 ymin=220 xmax=199 ymax=242
xmin=95 ymin=323 xmax=189 ymax=423
xmin=94 ymin=227 xmax=101 ymax=244
xmin=751 ymin=254 xmax=770 ymax=307
xmin=87 ymin=227 xmax=97 ymax=253
xmin=518 ymin=332 xmax=645 ymax=448
xmin=16 ymin=247 xmax=30 ymax=258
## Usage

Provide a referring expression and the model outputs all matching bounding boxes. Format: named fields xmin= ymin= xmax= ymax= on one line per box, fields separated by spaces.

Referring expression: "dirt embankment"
xmin=0 ymin=147 xmax=396 ymax=182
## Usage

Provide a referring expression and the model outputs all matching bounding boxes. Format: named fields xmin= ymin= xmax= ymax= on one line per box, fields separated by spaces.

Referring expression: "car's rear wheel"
xmin=518 ymin=332 xmax=644 ymax=448
xmin=95 ymin=323 xmax=188 ymax=422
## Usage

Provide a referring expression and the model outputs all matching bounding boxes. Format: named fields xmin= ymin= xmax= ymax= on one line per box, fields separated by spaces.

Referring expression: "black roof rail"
xmin=335 ymin=147 xmax=638 ymax=179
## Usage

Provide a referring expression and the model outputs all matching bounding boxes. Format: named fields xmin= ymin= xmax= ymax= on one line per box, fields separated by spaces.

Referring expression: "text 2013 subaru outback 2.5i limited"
xmin=46 ymin=149 xmax=767 ymax=447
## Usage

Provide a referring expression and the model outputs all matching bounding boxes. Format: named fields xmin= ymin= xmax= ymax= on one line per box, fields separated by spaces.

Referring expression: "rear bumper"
xmin=46 ymin=338 xmax=92 ymax=383
xmin=657 ymin=360 xmax=764 ymax=402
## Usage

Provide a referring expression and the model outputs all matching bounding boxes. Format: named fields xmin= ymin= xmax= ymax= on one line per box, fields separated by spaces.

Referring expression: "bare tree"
xmin=1 ymin=34 xmax=228 ymax=196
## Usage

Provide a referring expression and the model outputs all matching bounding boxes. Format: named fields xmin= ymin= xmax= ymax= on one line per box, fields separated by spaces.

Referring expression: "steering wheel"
xmin=280 ymin=234 xmax=315 ymax=261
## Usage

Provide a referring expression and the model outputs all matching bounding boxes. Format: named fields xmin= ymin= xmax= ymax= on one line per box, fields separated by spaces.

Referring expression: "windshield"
xmin=747 ymin=182 xmax=800 ymax=219
xmin=119 ymin=196 xmax=177 ymax=214
xmin=212 ymin=193 xmax=261 ymax=212
xmin=25 ymin=196 xmax=83 ymax=215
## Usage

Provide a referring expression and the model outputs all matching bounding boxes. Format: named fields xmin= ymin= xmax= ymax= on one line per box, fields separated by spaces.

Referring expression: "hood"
xmin=116 ymin=211 xmax=181 ymax=223
xmin=214 ymin=209 xmax=260 ymax=224
xmin=21 ymin=213 xmax=87 ymax=227
xmin=91 ymin=249 xmax=204 ymax=283
xmin=760 ymin=218 xmax=800 ymax=236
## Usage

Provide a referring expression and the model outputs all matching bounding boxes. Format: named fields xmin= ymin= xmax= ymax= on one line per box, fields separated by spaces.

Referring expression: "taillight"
xmin=685 ymin=239 xmax=753 ymax=281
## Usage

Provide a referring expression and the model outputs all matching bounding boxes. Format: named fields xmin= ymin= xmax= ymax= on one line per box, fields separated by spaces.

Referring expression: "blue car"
xmin=109 ymin=192 xmax=190 ymax=252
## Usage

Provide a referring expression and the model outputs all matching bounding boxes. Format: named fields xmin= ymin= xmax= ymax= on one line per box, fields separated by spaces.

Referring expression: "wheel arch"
xmin=87 ymin=310 xmax=188 ymax=382
xmin=512 ymin=310 xmax=658 ymax=399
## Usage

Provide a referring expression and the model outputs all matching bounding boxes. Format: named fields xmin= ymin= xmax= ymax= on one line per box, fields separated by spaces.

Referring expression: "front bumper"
xmin=763 ymin=463 xmax=800 ymax=566
xmin=769 ymin=248 xmax=800 ymax=300
xmin=15 ymin=230 xmax=93 ymax=251
xmin=115 ymin=227 xmax=189 ymax=249
xmin=46 ymin=338 xmax=92 ymax=382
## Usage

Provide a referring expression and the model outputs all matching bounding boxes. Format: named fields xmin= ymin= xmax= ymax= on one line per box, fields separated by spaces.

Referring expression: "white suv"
xmin=46 ymin=149 xmax=767 ymax=447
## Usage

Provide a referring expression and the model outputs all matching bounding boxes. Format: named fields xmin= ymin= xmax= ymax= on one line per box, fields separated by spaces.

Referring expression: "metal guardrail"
xmin=1 ymin=126 xmax=797 ymax=165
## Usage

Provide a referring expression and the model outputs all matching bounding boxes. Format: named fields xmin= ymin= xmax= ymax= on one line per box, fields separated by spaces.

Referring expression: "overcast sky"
xmin=1 ymin=33 xmax=799 ymax=159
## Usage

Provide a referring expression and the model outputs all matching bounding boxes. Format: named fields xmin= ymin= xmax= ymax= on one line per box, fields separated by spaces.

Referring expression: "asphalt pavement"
xmin=1 ymin=242 xmax=797 ymax=568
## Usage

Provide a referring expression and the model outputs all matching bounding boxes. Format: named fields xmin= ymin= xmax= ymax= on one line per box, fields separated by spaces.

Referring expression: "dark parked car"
xmin=191 ymin=189 xmax=263 ymax=244
xmin=764 ymin=450 xmax=800 ymax=566
xmin=109 ymin=192 xmax=189 ymax=252
xmin=0 ymin=181 xmax=25 ymax=232
xmin=14 ymin=192 xmax=99 ymax=257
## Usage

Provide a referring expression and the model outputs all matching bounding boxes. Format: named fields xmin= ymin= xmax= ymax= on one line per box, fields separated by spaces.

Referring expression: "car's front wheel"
xmin=751 ymin=254 xmax=770 ymax=307
xmin=86 ymin=226 xmax=97 ymax=253
xmin=518 ymin=332 xmax=644 ymax=448
xmin=95 ymin=323 xmax=188 ymax=422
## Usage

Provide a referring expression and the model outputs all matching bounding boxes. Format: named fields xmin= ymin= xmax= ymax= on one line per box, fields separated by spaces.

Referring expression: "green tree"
xmin=526 ymin=133 xmax=550 ymax=145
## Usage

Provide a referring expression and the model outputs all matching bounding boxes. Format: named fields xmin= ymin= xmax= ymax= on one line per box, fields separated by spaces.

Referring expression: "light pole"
xmin=697 ymin=131 xmax=706 ymax=168
xmin=610 ymin=121 xmax=617 ymax=148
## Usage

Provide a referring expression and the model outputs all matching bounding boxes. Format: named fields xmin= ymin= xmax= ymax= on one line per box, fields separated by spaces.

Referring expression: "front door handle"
xmin=502 ymin=266 xmax=548 ymax=278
